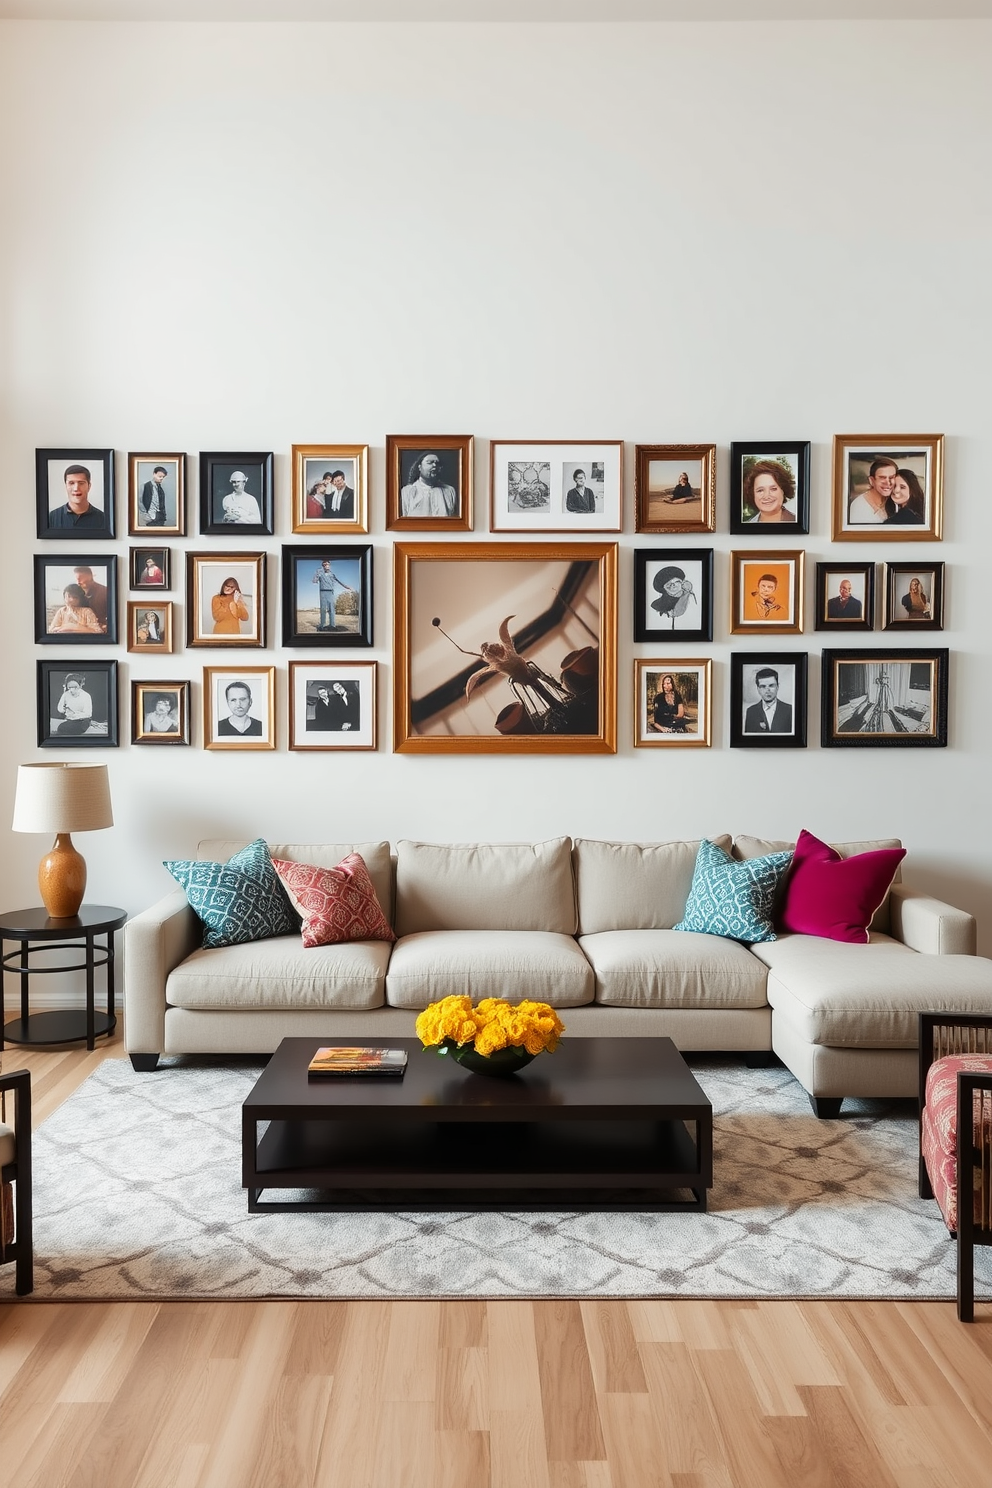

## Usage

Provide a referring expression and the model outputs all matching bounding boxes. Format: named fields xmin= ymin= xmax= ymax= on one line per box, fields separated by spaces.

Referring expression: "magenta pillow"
xmin=778 ymin=829 xmax=906 ymax=944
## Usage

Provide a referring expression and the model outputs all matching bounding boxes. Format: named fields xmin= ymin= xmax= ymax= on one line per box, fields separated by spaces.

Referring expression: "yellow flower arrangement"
xmin=416 ymin=996 xmax=565 ymax=1058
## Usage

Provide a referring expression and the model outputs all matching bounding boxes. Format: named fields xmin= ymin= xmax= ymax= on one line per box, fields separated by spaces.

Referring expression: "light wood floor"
xmin=2 ymin=1035 xmax=991 ymax=1488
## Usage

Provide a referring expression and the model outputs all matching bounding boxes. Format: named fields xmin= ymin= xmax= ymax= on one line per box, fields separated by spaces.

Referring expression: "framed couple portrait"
xmin=36 ymin=660 xmax=119 ymax=748
xmin=186 ymin=553 xmax=265 ymax=648
xmin=730 ymin=551 xmax=804 ymax=635
xmin=729 ymin=441 xmax=810 ymax=535
xmin=633 ymin=548 xmax=713 ymax=643
xmin=832 ymin=434 xmax=943 ymax=542
xmin=634 ymin=443 xmax=715 ymax=535
xmin=33 ymin=555 xmax=117 ymax=644
xmin=289 ymin=661 xmax=378 ymax=751
xmin=386 ymin=435 xmax=473 ymax=532
xmin=292 ymin=444 xmax=369 ymax=535
xmin=730 ymin=654 xmax=808 ymax=750
xmin=36 ymin=448 xmax=115 ymax=540
xmin=203 ymin=666 xmax=275 ymax=751
xmin=280 ymin=544 xmax=373 ymax=648
xmin=633 ymin=660 xmax=712 ymax=748
xmin=199 ymin=452 xmax=273 ymax=537
xmin=490 ymin=440 xmax=622 ymax=534
xmin=815 ymin=562 xmax=875 ymax=632
xmin=128 ymin=454 xmax=185 ymax=536
xmin=131 ymin=681 xmax=190 ymax=745
xmin=821 ymin=648 xmax=948 ymax=747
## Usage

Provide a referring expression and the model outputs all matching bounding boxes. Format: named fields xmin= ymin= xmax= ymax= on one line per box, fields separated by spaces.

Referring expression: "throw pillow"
xmin=270 ymin=852 xmax=396 ymax=949
xmin=164 ymin=838 xmax=299 ymax=949
xmin=778 ymin=828 xmax=906 ymax=944
xmin=674 ymin=838 xmax=793 ymax=943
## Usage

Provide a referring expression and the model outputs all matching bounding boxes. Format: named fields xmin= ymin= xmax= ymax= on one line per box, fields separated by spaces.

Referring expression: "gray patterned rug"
xmin=8 ymin=1056 xmax=990 ymax=1302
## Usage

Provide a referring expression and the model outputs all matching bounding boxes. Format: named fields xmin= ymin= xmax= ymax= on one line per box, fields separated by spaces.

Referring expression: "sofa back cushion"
xmin=574 ymin=836 xmax=733 ymax=934
xmin=198 ymin=841 xmax=394 ymax=926
xmin=394 ymin=838 xmax=576 ymax=936
xmin=733 ymin=834 xmax=903 ymax=934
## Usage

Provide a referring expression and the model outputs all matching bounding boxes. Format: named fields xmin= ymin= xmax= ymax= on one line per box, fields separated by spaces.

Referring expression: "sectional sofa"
xmin=124 ymin=835 xmax=992 ymax=1115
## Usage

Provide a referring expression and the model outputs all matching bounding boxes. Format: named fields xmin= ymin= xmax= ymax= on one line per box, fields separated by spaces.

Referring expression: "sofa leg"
xmin=809 ymin=1095 xmax=843 ymax=1119
xmin=919 ymin=1155 xmax=934 ymax=1201
xmin=744 ymin=1052 xmax=781 ymax=1069
xmin=129 ymin=1053 xmax=160 ymax=1072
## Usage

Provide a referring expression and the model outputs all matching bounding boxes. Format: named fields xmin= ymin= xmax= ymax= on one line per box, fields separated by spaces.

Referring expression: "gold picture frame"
xmin=126 ymin=600 xmax=173 ymax=654
xmin=127 ymin=453 xmax=185 ymax=536
xmin=831 ymin=433 xmax=943 ymax=542
xmin=131 ymin=680 xmax=189 ymax=744
xmin=203 ymin=666 xmax=276 ymax=750
xmin=291 ymin=444 xmax=369 ymax=535
xmin=634 ymin=443 xmax=716 ymax=534
xmin=186 ymin=552 xmax=265 ymax=648
xmin=730 ymin=550 xmax=805 ymax=635
xmin=393 ymin=541 xmax=617 ymax=754
xmin=634 ymin=659 xmax=712 ymax=747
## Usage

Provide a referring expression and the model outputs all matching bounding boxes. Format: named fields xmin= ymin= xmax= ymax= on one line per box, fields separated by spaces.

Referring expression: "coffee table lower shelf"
xmin=244 ymin=1115 xmax=711 ymax=1213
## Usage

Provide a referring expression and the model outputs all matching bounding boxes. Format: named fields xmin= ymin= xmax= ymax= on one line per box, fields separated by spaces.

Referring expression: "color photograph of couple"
xmin=292 ymin=445 xmax=369 ymax=534
xmin=833 ymin=434 xmax=943 ymax=542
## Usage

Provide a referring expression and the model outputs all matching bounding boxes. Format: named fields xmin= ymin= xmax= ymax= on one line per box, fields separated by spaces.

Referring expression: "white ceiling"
xmin=1 ymin=1 xmax=990 ymax=20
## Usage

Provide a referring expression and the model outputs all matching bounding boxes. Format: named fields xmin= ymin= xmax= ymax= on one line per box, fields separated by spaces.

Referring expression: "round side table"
xmin=1 ymin=905 xmax=127 ymax=1052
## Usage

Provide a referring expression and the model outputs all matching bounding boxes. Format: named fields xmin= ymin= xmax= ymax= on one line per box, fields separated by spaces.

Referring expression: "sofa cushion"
xmin=754 ymin=933 xmax=992 ymax=1047
xmin=674 ymin=839 xmax=793 ymax=943
xmin=198 ymin=841 xmax=394 ymax=926
xmin=164 ymin=838 xmax=298 ymax=949
xmin=735 ymin=834 xmax=903 ymax=934
xmin=573 ymin=836 xmax=733 ymax=934
xmin=166 ymin=936 xmax=391 ymax=1011
xmin=385 ymin=930 xmax=593 ymax=1009
xmin=580 ymin=929 xmax=768 ymax=1010
xmin=778 ymin=829 xmax=906 ymax=945
xmin=271 ymin=853 xmax=395 ymax=949
xmin=393 ymin=838 xmax=576 ymax=937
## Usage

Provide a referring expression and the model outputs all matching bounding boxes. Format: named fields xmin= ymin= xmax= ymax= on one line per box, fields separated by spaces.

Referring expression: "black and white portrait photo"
xmin=400 ymin=450 xmax=459 ymax=518
xmin=131 ymin=681 xmax=189 ymax=745
xmin=129 ymin=454 xmax=184 ymax=535
xmin=307 ymin=680 xmax=361 ymax=732
xmin=199 ymin=452 xmax=273 ymax=535
xmin=386 ymin=436 xmax=473 ymax=530
xmin=731 ymin=653 xmax=808 ymax=749
xmin=288 ymin=661 xmax=377 ymax=750
xmin=36 ymin=448 xmax=115 ymax=540
xmin=562 ymin=462 xmax=605 ymax=516
xmin=37 ymin=660 xmax=119 ymax=748
xmin=204 ymin=667 xmax=275 ymax=750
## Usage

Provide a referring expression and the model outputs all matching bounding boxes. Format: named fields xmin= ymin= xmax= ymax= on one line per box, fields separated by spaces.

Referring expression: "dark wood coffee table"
xmin=242 ymin=1036 xmax=713 ymax=1213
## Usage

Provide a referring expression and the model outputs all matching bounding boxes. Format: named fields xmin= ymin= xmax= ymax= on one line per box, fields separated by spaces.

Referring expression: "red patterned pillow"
xmin=270 ymin=853 xmax=395 ymax=949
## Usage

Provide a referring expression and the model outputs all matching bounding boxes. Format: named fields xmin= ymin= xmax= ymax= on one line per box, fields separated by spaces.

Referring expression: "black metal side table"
xmin=1 ymin=905 xmax=127 ymax=1052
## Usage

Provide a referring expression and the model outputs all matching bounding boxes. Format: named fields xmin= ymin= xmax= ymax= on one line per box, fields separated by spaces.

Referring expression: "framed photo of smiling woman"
xmin=730 ymin=441 xmax=810 ymax=534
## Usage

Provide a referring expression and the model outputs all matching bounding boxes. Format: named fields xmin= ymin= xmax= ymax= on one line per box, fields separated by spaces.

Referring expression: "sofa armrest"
xmin=889 ymin=884 xmax=976 ymax=957
xmin=124 ymin=890 xmax=201 ymax=1054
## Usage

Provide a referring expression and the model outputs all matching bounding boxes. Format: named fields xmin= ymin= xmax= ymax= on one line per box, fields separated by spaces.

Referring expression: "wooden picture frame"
xmin=34 ymin=554 xmax=117 ymax=644
xmin=730 ymin=653 xmax=808 ymax=749
xmin=186 ymin=552 xmax=265 ymax=648
xmin=490 ymin=440 xmax=622 ymax=534
xmin=729 ymin=440 xmax=810 ymax=535
xmin=393 ymin=541 xmax=617 ymax=754
xmin=203 ymin=665 xmax=276 ymax=750
xmin=199 ymin=451 xmax=274 ymax=537
xmin=36 ymin=448 xmax=115 ymax=540
xmin=386 ymin=435 xmax=474 ymax=532
xmin=882 ymin=561 xmax=944 ymax=631
xmin=289 ymin=661 xmax=378 ymax=750
xmin=291 ymin=444 xmax=369 ymax=535
xmin=130 ymin=546 xmax=170 ymax=591
xmin=634 ymin=659 xmax=712 ymax=747
xmin=126 ymin=600 xmax=173 ymax=653
xmin=131 ymin=680 xmax=190 ymax=744
xmin=37 ymin=660 xmax=119 ymax=748
xmin=730 ymin=550 xmax=804 ymax=635
xmin=633 ymin=548 xmax=713 ymax=644
xmin=821 ymin=648 xmax=948 ymax=747
xmin=280 ymin=544 xmax=373 ymax=648
xmin=634 ymin=443 xmax=715 ymax=534
xmin=814 ymin=562 xmax=875 ymax=632
xmin=128 ymin=453 xmax=185 ymax=536
xmin=832 ymin=433 xmax=943 ymax=542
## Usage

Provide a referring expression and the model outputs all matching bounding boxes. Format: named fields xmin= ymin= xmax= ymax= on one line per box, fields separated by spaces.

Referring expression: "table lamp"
xmin=11 ymin=762 xmax=113 ymax=919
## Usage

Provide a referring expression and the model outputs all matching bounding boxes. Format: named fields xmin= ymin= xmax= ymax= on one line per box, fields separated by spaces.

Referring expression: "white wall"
xmin=2 ymin=19 xmax=990 ymax=953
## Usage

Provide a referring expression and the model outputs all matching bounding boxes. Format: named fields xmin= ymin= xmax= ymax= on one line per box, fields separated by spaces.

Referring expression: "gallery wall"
xmin=1 ymin=17 xmax=990 ymax=956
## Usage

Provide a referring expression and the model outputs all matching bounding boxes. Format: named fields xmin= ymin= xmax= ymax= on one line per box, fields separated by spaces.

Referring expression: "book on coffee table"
xmin=307 ymin=1046 xmax=408 ymax=1078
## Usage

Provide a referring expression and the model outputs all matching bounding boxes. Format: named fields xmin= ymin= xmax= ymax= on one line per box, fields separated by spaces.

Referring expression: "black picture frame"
xmin=281 ymin=544 xmax=373 ymax=648
xmin=882 ymin=561 xmax=944 ymax=632
xmin=36 ymin=448 xmax=115 ymax=540
xmin=199 ymin=452 xmax=274 ymax=536
xmin=633 ymin=548 xmax=713 ymax=643
xmin=130 ymin=546 xmax=170 ymax=591
xmin=37 ymin=660 xmax=119 ymax=748
xmin=729 ymin=441 xmax=810 ymax=535
xmin=814 ymin=561 xmax=875 ymax=632
xmin=821 ymin=647 xmax=948 ymax=747
xmin=730 ymin=652 xmax=808 ymax=749
xmin=33 ymin=554 xmax=118 ymax=645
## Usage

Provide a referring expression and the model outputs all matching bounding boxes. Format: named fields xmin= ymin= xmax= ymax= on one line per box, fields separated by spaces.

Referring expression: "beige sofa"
xmin=124 ymin=835 xmax=992 ymax=1115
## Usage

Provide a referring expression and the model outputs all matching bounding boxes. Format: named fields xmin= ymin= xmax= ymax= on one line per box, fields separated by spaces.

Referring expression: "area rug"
xmin=7 ymin=1057 xmax=990 ymax=1302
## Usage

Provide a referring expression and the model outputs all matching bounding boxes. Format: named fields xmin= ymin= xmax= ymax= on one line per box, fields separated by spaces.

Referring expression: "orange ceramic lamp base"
xmin=38 ymin=833 xmax=87 ymax=919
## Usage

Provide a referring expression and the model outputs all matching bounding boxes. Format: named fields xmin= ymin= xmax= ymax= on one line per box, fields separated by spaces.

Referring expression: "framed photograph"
xmin=280 ymin=544 xmax=373 ymax=648
xmin=821 ymin=648 xmax=948 ymax=747
xmin=37 ymin=660 xmax=118 ymax=748
xmin=882 ymin=562 xmax=944 ymax=631
xmin=815 ymin=562 xmax=875 ymax=632
xmin=394 ymin=541 xmax=617 ymax=754
xmin=490 ymin=440 xmax=622 ymax=534
xmin=130 ymin=546 xmax=170 ymax=591
xmin=730 ymin=551 xmax=804 ymax=635
xmin=36 ymin=448 xmax=115 ymax=540
xmin=634 ymin=659 xmax=712 ymax=747
xmin=126 ymin=600 xmax=173 ymax=653
xmin=289 ymin=661 xmax=377 ymax=750
xmin=33 ymin=555 xmax=117 ymax=644
xmin=634 ymin=444 xmax=715 ymax=534
xmin=186 ymin=553 xmax=265 ymax=648
xmin=204 ymin=666 xmax=275 ymax=750
xmin=131 ymin=680 xmax=190 ymax=744
xmin=128 ymin=453 xmax=185 ymax=535
xmin=731 ymin=653 xmax=808 ymax=749
xmin=199 ymin=452 xmax=273 ymax=536
xmin=385 ymin=435 xmax=474 ymax=532
xmin=291 ymin=444 xmax=369 ymax=535
xmin=832 ymin=434 xmax=943 ymax=541
xmin=729 ymin=441 xmax=810 ymax=534
xmin=633 ymin=548 xmax=713 ymax=643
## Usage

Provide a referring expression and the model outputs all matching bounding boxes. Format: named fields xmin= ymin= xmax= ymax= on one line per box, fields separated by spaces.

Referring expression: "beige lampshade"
xmin=11 ymin=762 xmax=113 ymax=834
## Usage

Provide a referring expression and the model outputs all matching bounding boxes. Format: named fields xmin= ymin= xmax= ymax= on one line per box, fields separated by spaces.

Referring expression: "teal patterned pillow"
xmin=674 ymin=838 xmax=793 ymax=943
xmin=164 ymin=838 xmax=299 ymax=949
